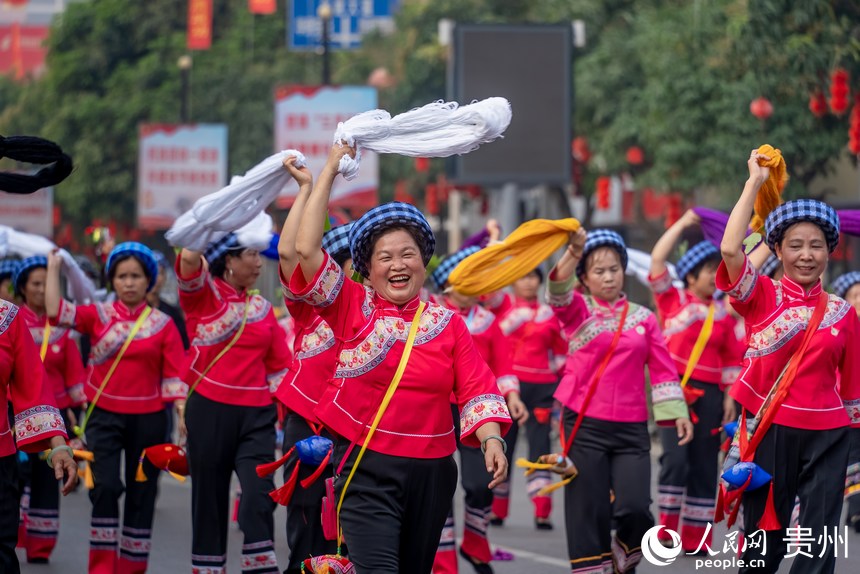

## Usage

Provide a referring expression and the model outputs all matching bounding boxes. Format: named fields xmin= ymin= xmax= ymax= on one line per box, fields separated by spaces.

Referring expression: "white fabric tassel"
xmin=166 ymin=150 xmax=306 ymax=251
xmin=625 ymin=248 xmax=683 ymax=289
xmin=333 ymin=97 xmax=512 ymax=180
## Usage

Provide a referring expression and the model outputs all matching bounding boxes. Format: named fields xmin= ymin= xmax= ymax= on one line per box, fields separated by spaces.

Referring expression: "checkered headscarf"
xmin=765 ymin=199 xmax=840 ymax=253
xmin=576 ymin=229 xmax=628 ymax=280
xmin=349 ymin=202 xmax=435 ymax=278
xmin=106 ymin=242 xmax=159 ymax=292
xmin=321 ymin=223 xmax=355 ymax=267
xmin=204 ymin=233 xmax=241 ymax=264
xmin=13 ymin=255 xmax=47 ymax=296
xmin=832 ymin=271 xmax=860 ymax=299
xmin=760 ymin=254 xmax=781 ymax=278
xmin=0 ymin=258 xmax=21 ymax=281
xmin=431 ymin=246 xmax=480 ymax=289
xmin=675 ymin=241 xmax=720 ymax=283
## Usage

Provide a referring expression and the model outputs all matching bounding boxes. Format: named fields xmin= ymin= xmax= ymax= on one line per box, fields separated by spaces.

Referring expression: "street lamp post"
xmin=318 ymin=2 xmax=332 ymax=85
xmin=178 ymin=54 xmax=193 ymax=123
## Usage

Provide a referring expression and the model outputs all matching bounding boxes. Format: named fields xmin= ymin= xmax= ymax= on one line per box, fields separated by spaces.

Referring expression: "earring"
xmin=228 ymin=268 xmax=234 ymax=277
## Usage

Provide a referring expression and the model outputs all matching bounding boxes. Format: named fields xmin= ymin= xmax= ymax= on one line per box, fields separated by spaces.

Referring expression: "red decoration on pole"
xmin=248 ymin=0 xmax=276 ymax=14
xmin=415 ymin=157 xmax=429 ymax=173
xmin=187 ymin=0 xmax=213 ymax=51
xmin=665 ymin=194 xmax=683 ymax=228
xmin=849 ymin=94 xmax=860 ymax=155
xmin=571 ymin=137 xmax=591 ymax=163
xmin=809 ymin=91 xmax=828 ymax=118
xmin=750 ymin=97 xmax=773 ymax=120
xmin=829 ymin=68 xmax=851 ymax=115
xmin=425 ymin=184 xmax=438 ymax=215
xmin=625 ymin=146 xmax=644 ymax=166
xmin=596 ymin=177 xmax=610 ymax=210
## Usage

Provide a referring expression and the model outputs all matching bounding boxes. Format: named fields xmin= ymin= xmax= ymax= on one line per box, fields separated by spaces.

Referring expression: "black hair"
xmin=331 ymin=249 xmax=352 ymax=269
xmin=682 ymin=253 xmax=722 ymax=287
xmin=15 ymin=263 xmax=47 ymax=299
xmin=0 ymin=136 xmax=73 ymax=195
xmin=209 ymin=247 xmax=247 ymax=279
xmin=107 ymin=253 xmax=152 ymax=286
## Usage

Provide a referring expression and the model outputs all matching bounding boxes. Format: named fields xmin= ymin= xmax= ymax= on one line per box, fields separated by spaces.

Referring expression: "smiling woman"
xmin=291 ymin=143 xmax=512 ymax=574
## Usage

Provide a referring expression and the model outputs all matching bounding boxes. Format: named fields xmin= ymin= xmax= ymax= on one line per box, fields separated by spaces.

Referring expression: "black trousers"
xmin=739 ymin=423 xmax=849 ymax=574
xmin=334 ymin=440 xmax=458 ymax=574
xmin=563 ymin=410 xmax=653 ymax=574
xmin=186 ymin=393 xmax=278 ymax=573
xmin=0 ymin=454 xmax=21 ymax=574
xmin=87 ymin=407 xmax=166 ymax=567
xmin=658 ymin=380 xmax=723 ymax=549
xmin=520 ymin=381 xmax=558 ymax=517
xmin=282 ymin=414 xmax=337 ymax=574
xmin=846 ymin=427 xmax=860 ymax=525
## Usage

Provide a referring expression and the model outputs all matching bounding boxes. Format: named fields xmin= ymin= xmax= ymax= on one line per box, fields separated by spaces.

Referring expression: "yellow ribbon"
xmin=39 ymin=320 xmax=50 ymax=362
xmin=680 ymin=302 xmax=715 ymax=388
xmin=447 ymin=218 xmax=580 ymax=296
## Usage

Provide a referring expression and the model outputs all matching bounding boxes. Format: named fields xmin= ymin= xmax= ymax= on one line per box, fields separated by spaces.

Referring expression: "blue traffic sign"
xmin=289 ymin=0 xmax=400 ymax=51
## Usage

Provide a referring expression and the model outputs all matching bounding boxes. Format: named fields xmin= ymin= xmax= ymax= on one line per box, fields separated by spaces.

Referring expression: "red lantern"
xmin=595 ymin=177 xmax=610 ymax=210
xmin=625 ymin=146 xmax=644 ymax=166
xmin=809 ymin=91 xmax=828 ymax=118
xmin=415 ymin=157 xmax=429 ymax=173
xmin=849 ymin=94 xmax=860 ymax=155
xmin=829 ymin=68 xmax=850 ymax=115
xmin=750 ymin=97 xmax=773 ymax=120
xmin=571 ymin=137 xmax=591 ymax=163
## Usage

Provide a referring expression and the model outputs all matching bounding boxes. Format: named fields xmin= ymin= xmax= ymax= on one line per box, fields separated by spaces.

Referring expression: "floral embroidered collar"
xmin=113 ymin=300 xmax=149 ymax=319
xmin=372 ymin=291 xmax=422 ymax=319
xmin=591 ymin=293 xmax=628 ymax=314
xmin=214 ymin=276 xmax=249 ymax=302
xmin=779 ymin=275 xmax=822 ymax=301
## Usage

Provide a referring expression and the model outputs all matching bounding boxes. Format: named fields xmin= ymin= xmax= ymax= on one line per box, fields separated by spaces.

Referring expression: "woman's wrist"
xmin=480 ymin=434 xmax=507 ymax=454
xmin=47 ymin=445 xmax=74 ymax=468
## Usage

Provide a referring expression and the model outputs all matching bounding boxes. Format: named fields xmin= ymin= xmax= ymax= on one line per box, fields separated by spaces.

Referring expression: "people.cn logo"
xmin=641 ymin=525 xmax=683 ymax=566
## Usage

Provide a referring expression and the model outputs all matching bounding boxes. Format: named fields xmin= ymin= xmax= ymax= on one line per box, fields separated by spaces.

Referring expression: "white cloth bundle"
xmin=235 ymin=212 xmax=275 ymax=251
xmin=625 ymin=248 xmax=683 ymax=290
xmin=0 ymin=225 xmax=97 ymax=304
xmin=333 ymin=97 xmax=512 ymax=180
xmin=166 ymin=150 xmax=306 ymax=251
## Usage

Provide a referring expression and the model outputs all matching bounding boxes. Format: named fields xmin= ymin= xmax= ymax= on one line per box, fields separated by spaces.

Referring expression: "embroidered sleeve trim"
xmin=845 ymin=398 xmax=860 ymax=426
xmin=727 ymin=257 xmax=758 ymax=303
xmin=177 ymin=268 xmax=207 ymax=293
xmin=300 ymin=255 xmax=344 ymax=308
xmin=460 ymin=393 xmax=512 ymax=437
xmin=496 ymin=375 xmax=520 ymax=396
xmin=161 ymin=378 xmax=188 ymax=401
xmin=651 ymin=381 xmax=685 ymax=404
xmin=547 ymin=275 xmax=575 ymax=308
xmin=14 ymin=405 xmax=66 ymax=445
xmin=547 ymin=289 xmax=573 ymax=308
xmin=0 ymin=302 xmax=18 ymax=335
xmin=57 ymin=300 xmax=76 ymax=328
xmin=649 ymin=270 xmax=674 ymax=295
xmin=267 ymin=369 xmax=288 ymax=393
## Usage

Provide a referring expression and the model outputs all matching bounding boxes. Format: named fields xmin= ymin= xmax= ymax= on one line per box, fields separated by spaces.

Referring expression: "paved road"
xmin=18 ymin=442 xmax=860 ymax=573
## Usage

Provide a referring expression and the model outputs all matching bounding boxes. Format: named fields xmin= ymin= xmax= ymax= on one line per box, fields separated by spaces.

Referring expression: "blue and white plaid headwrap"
xmin=430 ymin=246 xmax=480 ymax=289
xmin=760 ymin=254 xmax=781 ymax=278
xmin=13 ymin=255 xmax=48 ymax=296
xmin=204 ymin=233 xmax=240 ymax=264
xmin=765 ymin=199 xmax=840 ymax=253
xmin=152 ymin=250 xmax=169 ymax=270
xmin=322 ymin=223 xmax=355 ymax=266
xmin=576 ymin=229 xmax=628 ymax=280
xmin=349 ymin=202 xmax=435 ymax=278
xmin=675 ymin=241 xmax=720 ymax=283
xmin=0 ymin=258 xmax=21 ymax=280
xmin=832 ymin=271 xmax=860 ymax=299
xmin=106 ymin=242 xmax=159 ymax=292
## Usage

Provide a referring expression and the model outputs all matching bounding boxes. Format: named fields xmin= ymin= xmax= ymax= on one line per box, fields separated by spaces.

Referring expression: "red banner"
xmin=248 ymin=0 xmax=276 ymax=14
xmin=187 ymin=0 xmax=213 ymax=50
xmin=0 ymin=24 xmax=49 ymax=80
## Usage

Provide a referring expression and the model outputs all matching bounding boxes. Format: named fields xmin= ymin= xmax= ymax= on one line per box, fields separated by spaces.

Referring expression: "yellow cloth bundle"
xmin=749 ymin=144 xmax=788 ymax=233
xmin=447 ymin=218 xmax=581 ymax=296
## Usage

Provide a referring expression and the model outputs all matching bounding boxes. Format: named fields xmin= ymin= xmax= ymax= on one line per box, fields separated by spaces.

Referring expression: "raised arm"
xmin=278 ymin=156 xmax=314 ymax=280
xmin=46 ymin=251 xmax=63 ymax=320
xmin=179 ymin=248 xmax=204 ymax=279
xmin=651 ymin=210 xmax=700 ymax=278
xmin=295 ymin=144 xmax=354 ymax=283
xmin=720 ymin=151 xmax=770 ymax=283
xmin=550 ymin=228 xmax=587 ymax=283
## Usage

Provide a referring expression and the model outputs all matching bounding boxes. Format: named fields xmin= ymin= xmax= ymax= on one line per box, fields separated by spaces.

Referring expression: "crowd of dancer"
xmin=2 ymin=142 xmax=860 ymax=574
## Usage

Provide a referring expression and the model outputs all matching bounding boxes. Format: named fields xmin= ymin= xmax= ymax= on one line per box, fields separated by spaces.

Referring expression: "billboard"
xmin=288 ymin=0 xmax=399 ymax=51
xmin=137 ymin=124 xmax=228 ymax=230
xmin=0 ymin=24 xmax=49 ymax=78
xmin=0 ymin=186 xmax=52 ymax=236
xmin=274 ymin=85 xmax=377 ymax=209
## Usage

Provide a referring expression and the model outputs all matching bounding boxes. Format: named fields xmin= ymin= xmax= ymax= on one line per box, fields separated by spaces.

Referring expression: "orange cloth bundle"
xmin=749 ymin=144 xmax=788 ymax=233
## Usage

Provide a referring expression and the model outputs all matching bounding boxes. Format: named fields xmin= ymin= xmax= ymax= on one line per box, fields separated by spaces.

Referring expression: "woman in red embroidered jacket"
xmin=648 ymin=212 xmax=744 ymax=552
xmin=1 ymin=297 xmax=77 ymax=574
xmin=430 ymin=246 xmax=528 ymax=574
xmin=549 ymin=228 xmax=692 ymax=574
xmin=13 ymin=256 xmax=86 ymax=563
xmin=176 ymin=223 xmax=291 ymax=574
xmin=485 ymin=267 xmax=567 ymax=529
xmin=46 ymin=242 xmax=186 ymax=574
xmin=292 ymin=144 xmax=512 ymax=574
xmin=718 ymin=151 xmax=860 ymax=574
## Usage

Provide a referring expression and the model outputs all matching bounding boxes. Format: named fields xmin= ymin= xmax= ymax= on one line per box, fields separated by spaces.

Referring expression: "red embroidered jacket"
xmin=289 ymin=251 xmax=512 ymax=458
xmin=716 ymin=256 xmax=860 ymax=429
xmin=487 ymin=293 xmax=566 ymax=384
xmin=52 ymin=299 xmax=186 ymax=414
xmin=649 ymin=270 xmax=745 ymax=387
xmin=21 ymin=305 xmax=86 ymax=410
xmin=176 ymin=261 xmax=291 ymax=408
xmin=2 ymin=301 xmax=67 ymax=456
